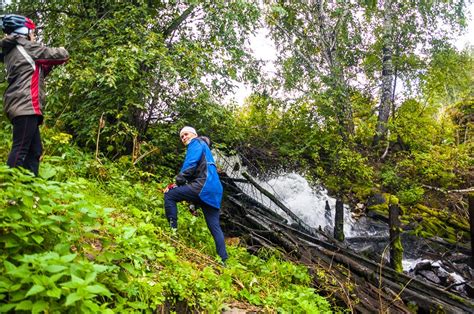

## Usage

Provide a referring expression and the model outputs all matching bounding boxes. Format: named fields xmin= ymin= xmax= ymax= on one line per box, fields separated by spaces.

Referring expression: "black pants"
xmin=7 ymin=115 xmax=43 ymax=176
xmin=164 ymin=185 xmax=228 ymax=261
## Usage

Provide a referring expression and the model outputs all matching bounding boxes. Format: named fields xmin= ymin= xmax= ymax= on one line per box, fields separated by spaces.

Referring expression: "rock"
xmin=435 ymin=268 xmax=450 ymax=286
xmin=465 ymin=282 xmax=474 ymax=299
xmin=413 ymin=261 xmax=433 ymax=272
xmin=222 ymin=309 xmax=249 ymax=314
xmin=418 ymin=270 xmax=441 ymax=284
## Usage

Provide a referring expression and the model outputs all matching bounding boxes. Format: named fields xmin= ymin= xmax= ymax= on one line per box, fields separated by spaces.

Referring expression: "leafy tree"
xmin=421 ymin=45 xmax=473 ymax=108
xmin=7 ymin=0 xmax=261 ymax=156
xmin=265 ymin=1 xmax=359 ymax=138
xmin=360 ymin=0 xmax=468 ymax=145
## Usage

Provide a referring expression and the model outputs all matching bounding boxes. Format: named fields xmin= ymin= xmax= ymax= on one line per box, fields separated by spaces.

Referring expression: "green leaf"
xmin=25 ymin=285 xmax=45 ymax=297
xmin=65 ymin=292 xmax=82 ymax=306
xmin=46 ymin=287 xmax=62 ymax=298
xmin=61 ymin=275 xmax=84 ymax=289
xmin=120 ymin=263 xmax=137 ymax=276
xmin=31 ymin=234 xmax=44 ymax=244
xmin=50 ymin=273 xmax=66 ymax=282
xmin=0 ymin=303 xmax=16 ymax=312
xmin=85 ymin=284 xmax=111 ymax=297
xmin=122 ymin=226 xmax=136 ymax=239
xmin=3 ymin=261 xmax=16 ymax=272
xmin=39 ymin=164 xmax=57 ymax=179
xmin=32 ymin=300 xmax=48 ymax=314
xmin=0 ymin=278 xmax=12 ymax=289
xmin=8 ymin=284 xmax=22 ymax=292
xmin=15 ymin=300 xmax=33 ymax=310
xmin=6 ymin=266 xmax=29 ymax=279
xmin=60 ymin=253 xmax=77 ymax=263
xmin=92 ymin=264 xmax=109 ymax=273
xmin=84 ymin=272 xmax=97 ymax=284
xmin=45 ymin=265 xmax=68 ymax=273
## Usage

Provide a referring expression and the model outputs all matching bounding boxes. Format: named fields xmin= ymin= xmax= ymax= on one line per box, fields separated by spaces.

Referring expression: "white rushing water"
xmin=214 ymin=152 xmax=360 ymax=237
xmin=256 ymin=172 xmax=359 ymax=237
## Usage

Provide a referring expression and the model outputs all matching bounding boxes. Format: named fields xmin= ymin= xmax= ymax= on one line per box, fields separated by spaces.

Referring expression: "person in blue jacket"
xmin=164 ymin=126 xmax=228 ymax=263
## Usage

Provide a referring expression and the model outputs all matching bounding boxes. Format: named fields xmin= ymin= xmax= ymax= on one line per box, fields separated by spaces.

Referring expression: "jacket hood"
xmin=197 ymin=136 xmax=211 ymax=147
xmin=0 ymin=35 xmax=26 ymax=55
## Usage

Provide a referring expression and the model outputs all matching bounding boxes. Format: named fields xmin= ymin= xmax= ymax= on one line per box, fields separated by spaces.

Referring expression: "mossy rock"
xmin=389 ymin=195 xmax=399 ymax=205
xmin=367 ymin=203 xmax=389 ymax=213
xmin=353 ymin=186 xmax=375 ymax=201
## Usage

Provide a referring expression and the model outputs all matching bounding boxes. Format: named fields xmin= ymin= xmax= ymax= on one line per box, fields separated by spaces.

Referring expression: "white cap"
xmin=180 ymin=126 xmax=197 ymax=136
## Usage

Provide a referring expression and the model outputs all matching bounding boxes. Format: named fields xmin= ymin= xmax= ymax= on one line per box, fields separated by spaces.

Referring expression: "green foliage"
xmin=392 ymin=99 xmax=442 ymax=151
xmin=0 ymin=127 xmax=333 ymax=312
xmin=396 ymin=186 xmax=425 ymax=205
xmin=232 ymin=93 xmax=374 ymax=194
xmin=0 ymin=167 xmax=116 ymax=312
xmin=0 ymin=118 xmax=12 ymax=160
xmin=380 ymin=165 xmax=424 ymax=205
xmin=8 ymin=0 xmax=261 ymax=158
xmin=421 ymin=44 xmax=473 ymax=105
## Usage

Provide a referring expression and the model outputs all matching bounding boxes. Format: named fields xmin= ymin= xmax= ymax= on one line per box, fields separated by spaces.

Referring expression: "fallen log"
xmin=220 ymin=175 xmax=474 ymax=313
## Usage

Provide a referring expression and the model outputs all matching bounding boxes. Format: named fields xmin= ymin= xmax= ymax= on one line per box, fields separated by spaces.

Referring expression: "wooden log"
xmin=389 ymin=204 xmax=403 ymax=273
xmin=220 ymin=173 xmax=474 ymax=313
xmin=470 ymin=193 xmax=474 ymax=268
xmin=246 ymin=208 xmax=474 ymax=312
xmin=254 ymin=214 xmax=413 ymax=312
xmin=334 ymin=198 xmax=344 ymax=241
xmin=318 ymin=246 xmax=471 ymax=313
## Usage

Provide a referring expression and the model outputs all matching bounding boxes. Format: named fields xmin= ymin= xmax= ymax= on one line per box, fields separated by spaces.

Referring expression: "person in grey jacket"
xmin=0 ymin=14 xmax=68 ymax=176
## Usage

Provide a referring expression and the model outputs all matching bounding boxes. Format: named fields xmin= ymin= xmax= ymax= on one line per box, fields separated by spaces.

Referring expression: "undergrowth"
xmin=0 ymin=135 xmax=332 ymax=313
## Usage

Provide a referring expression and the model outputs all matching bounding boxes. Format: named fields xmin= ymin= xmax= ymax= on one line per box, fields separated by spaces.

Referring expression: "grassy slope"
xmin=0 ymin=130 xmax=333 ymax=313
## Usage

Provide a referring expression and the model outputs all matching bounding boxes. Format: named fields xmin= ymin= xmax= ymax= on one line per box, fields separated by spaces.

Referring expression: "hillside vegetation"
xmin=0 ymin=133 xmax=332 ymax=312
xmin=0 ymin=0 xmax=473 ymax=312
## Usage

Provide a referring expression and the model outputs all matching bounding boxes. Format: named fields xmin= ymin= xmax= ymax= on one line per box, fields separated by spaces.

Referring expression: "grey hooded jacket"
xmin=0 ymin=35 xmax=68 ymax=122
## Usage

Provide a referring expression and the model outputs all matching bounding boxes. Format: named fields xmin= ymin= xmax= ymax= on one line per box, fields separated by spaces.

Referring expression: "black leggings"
xmin=7 ymin=115 xmax=43 ymax=176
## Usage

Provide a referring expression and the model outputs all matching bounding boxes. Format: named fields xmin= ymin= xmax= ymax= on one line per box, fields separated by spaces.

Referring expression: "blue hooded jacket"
xmin=175 ymin=137 xmax=223 ymax=209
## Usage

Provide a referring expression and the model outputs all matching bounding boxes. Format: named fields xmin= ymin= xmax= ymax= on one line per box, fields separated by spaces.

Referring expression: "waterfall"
xmin=215 ymin=152 xmax=364 ymax=237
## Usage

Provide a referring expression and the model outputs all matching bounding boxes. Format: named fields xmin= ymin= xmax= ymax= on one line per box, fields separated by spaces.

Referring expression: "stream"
xmin=215 ymin=153 xmax=473 ymax=298
xmin=263 ymin=173 xmax=473 ymax=297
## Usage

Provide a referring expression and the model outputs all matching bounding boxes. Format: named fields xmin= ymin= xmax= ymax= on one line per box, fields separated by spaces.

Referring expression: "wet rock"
xmin=418 ymin=270 xmax=441 ymax=284
xmin=413 ymin=261 xmax=433 ymax=272
xmin=448 ymin=253 xmax=471 ymax=264
xmin=324 ymin=200 xmax=331 ymax=221
xmin=465 ymin=282 xmax=474 ymax=298
xmin=436 ymin=268 xmax=450 ymax=286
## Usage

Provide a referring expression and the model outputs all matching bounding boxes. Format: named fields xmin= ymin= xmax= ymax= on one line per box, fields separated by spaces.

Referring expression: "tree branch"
xmin=421 ymin=185 xmax=474 ymax=194
xmin=163 ymin=4 xmax=196 ymax=38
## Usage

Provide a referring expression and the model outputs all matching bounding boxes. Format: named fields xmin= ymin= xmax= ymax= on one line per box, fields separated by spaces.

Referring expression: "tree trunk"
xmin=373 ymin=0 xmax=394 ymax=146
xmin=313 ymin=1 xmax=354 ymax=137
